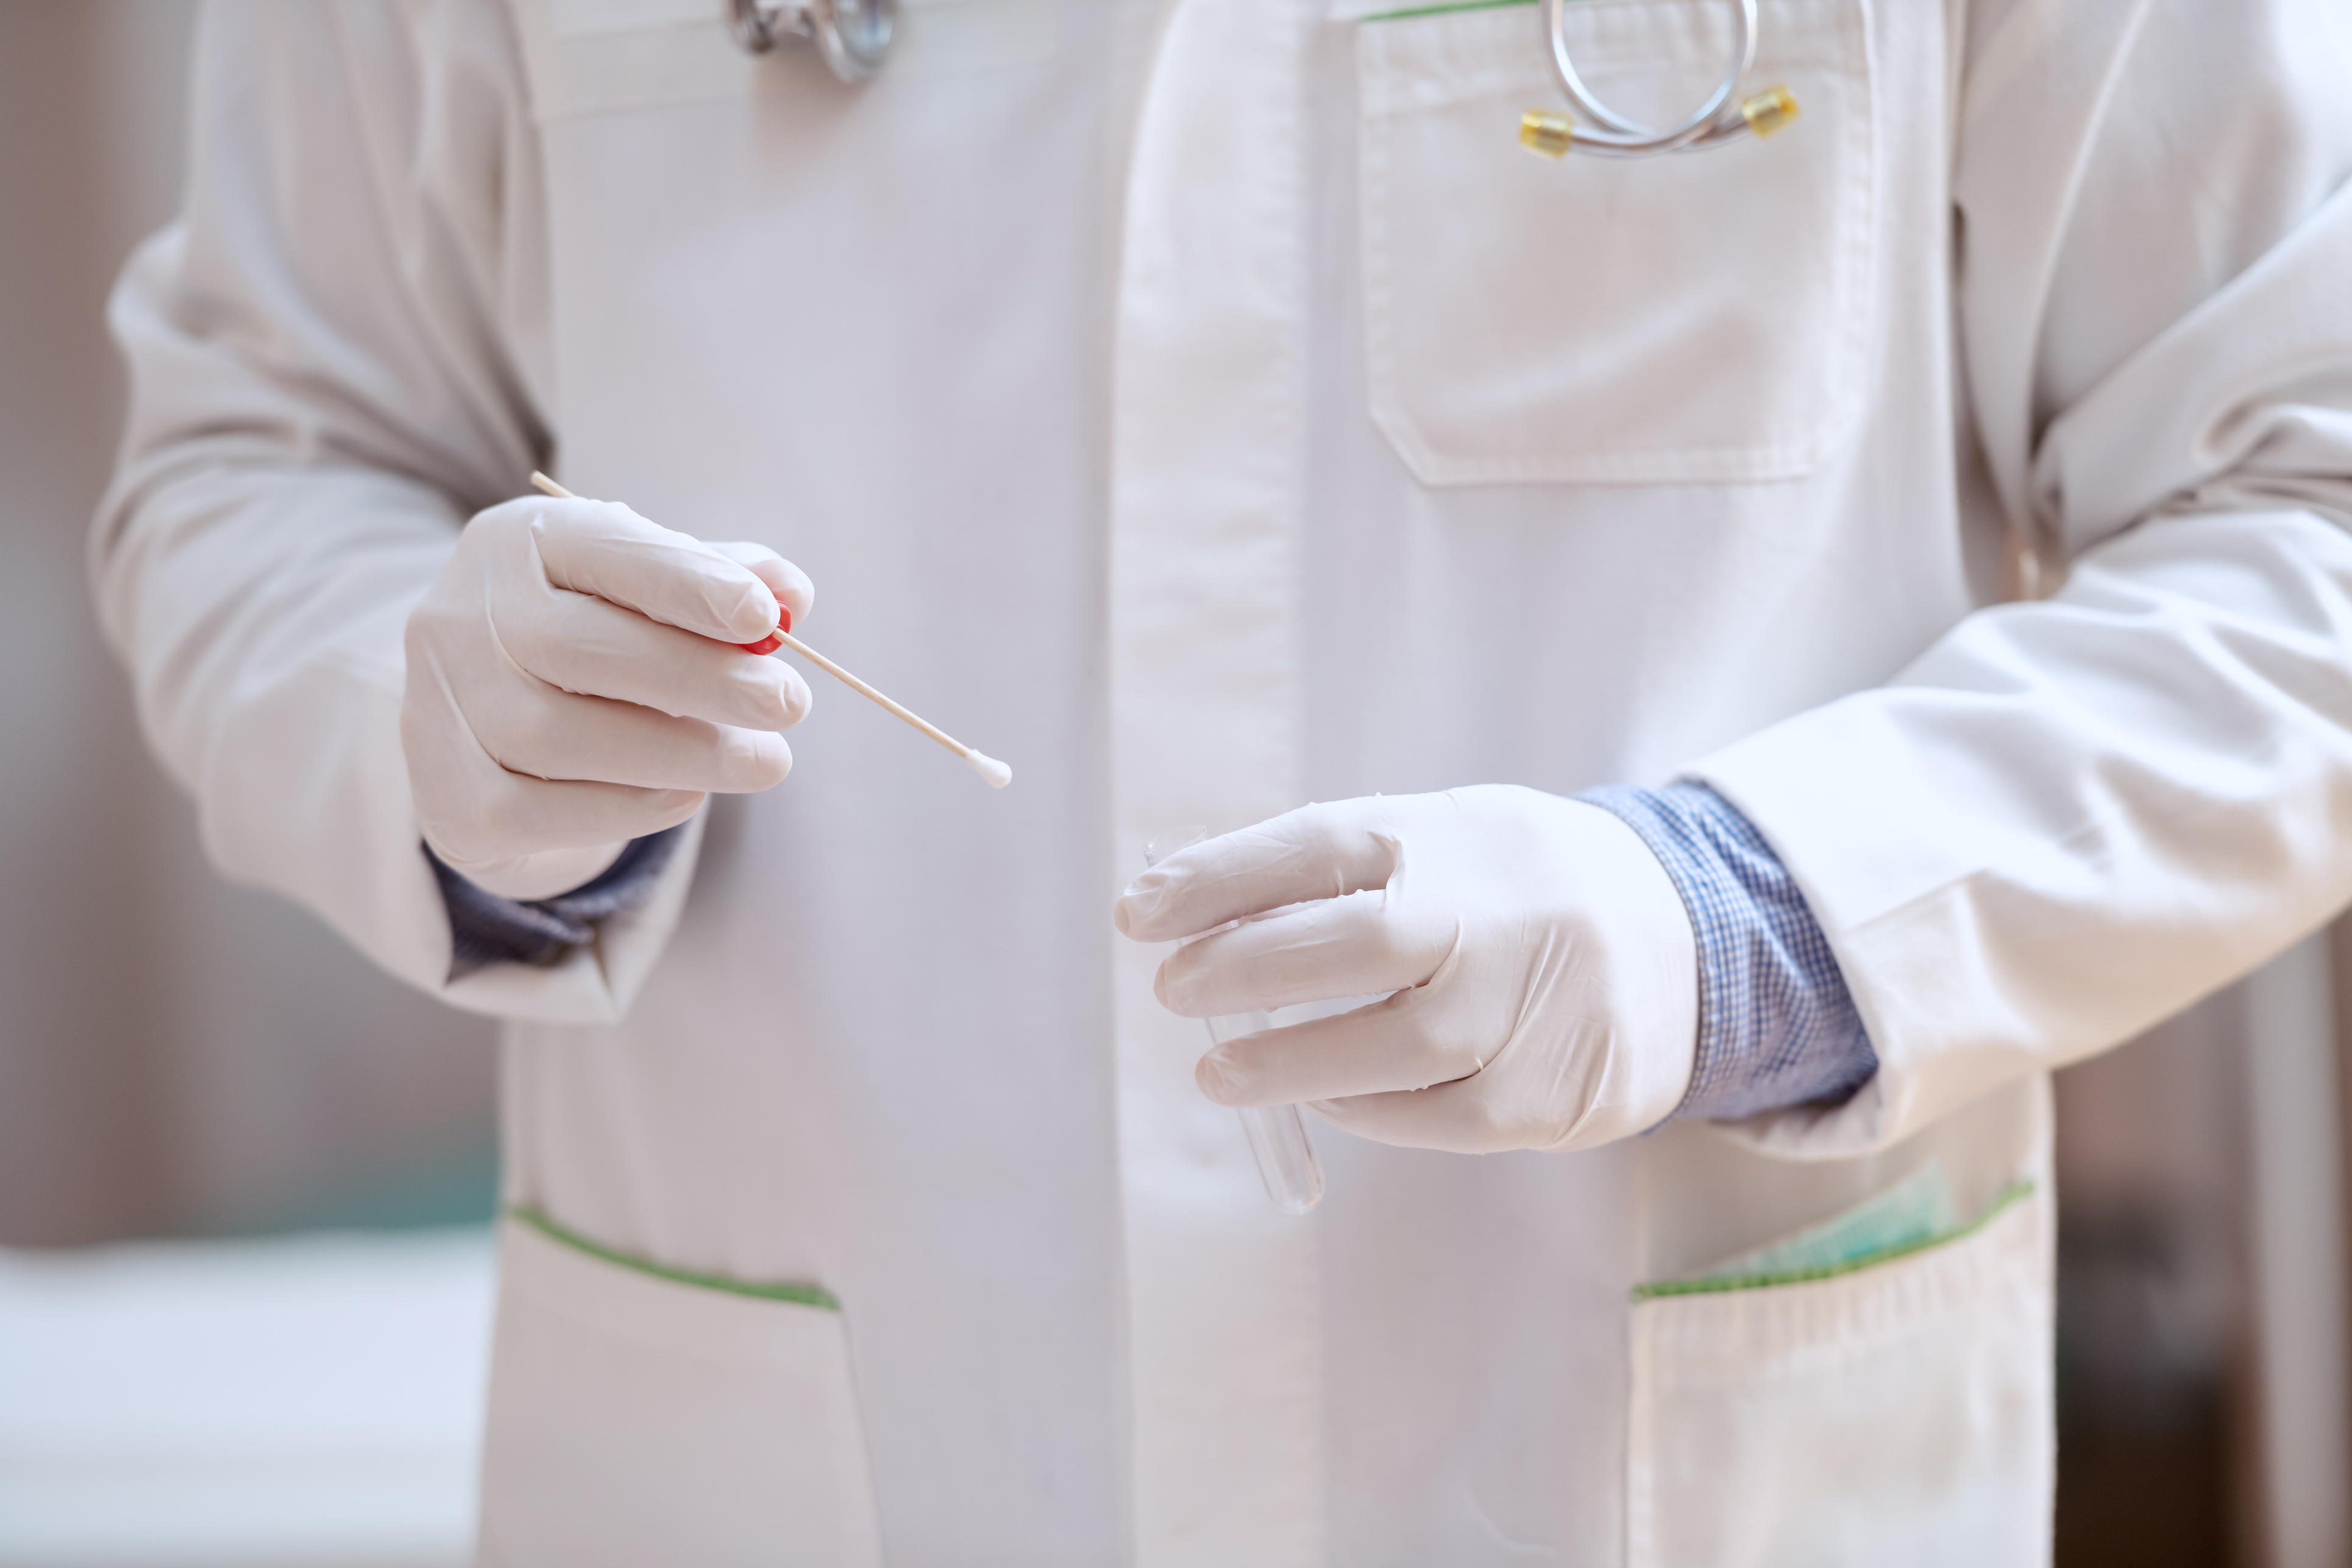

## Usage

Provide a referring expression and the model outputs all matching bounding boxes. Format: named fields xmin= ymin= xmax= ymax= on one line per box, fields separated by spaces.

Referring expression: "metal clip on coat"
xmin=1519 ymin=0 xmax=1796 ymax=160
xmin=729 ymin=0 xmax=897 ymax=82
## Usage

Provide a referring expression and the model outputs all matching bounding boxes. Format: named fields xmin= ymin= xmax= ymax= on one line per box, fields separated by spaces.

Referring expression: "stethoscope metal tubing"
xmin=1542 ymin=0 xmax=1759 ymax=156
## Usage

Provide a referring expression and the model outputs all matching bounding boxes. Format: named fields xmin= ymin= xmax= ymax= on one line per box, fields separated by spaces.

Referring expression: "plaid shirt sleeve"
xmin=425 ymin=827 xmax=687 ymax=979
xmin=1577 ymin=781 xmax=1879 ymax=1122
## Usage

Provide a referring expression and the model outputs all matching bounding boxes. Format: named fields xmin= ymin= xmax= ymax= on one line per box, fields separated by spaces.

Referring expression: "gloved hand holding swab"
xmin=530 ymin=473 xmax=1011 ymax=789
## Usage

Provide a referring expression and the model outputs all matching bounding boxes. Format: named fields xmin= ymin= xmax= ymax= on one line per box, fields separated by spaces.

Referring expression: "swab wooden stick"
xmin=529 ymin=472 xmax=1012 ymax=789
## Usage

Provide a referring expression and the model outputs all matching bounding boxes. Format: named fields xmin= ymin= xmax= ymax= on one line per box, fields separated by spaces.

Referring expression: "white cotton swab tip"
xmin=965 ymin=751 xmax=1013 ymax=789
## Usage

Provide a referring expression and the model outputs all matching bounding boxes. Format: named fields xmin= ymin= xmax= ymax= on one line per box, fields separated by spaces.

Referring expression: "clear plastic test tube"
xmin=1144 ymin=830 xmax=1326 ymax=1216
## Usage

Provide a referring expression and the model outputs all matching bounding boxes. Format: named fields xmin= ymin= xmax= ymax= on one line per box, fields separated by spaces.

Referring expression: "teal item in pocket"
xmin=1709 ymin=1164 xmax=1958 ymax=1278
xmin=1637 ymin=1166 xmax=2034 ymax=1300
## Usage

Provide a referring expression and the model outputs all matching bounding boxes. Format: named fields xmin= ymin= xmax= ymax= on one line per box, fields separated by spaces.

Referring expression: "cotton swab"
xmin=528 ymin=473 xmax=1012 ymax=789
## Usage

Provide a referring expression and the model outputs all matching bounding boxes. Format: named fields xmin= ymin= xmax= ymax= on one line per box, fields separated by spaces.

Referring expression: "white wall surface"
xmin=0 ymin=1227 xmax=494 ymax=1567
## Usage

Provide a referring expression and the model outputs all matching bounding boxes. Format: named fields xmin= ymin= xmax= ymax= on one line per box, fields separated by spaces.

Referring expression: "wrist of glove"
xmin=402 ymin=493 xmax=814 ymax=902
xmin=1114 ymin=785 xmax=1698 ymax=1155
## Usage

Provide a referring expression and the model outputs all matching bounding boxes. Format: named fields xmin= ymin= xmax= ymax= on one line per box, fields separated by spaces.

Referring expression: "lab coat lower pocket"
xmin=476 ymin=1213 xmax=884 ymax=1567
xmin=1627 ymin=1185 xmax=2052 ymax=1568
xmin=1355 ymin=0 xmax=1877 ymax=485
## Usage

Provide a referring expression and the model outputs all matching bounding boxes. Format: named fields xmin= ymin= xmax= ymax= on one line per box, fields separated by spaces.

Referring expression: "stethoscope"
xmin=729 ymin=0 xmax=896 ymax=82
xmin=1521 ymin=0 xmax=1796 ymax=159
xmin=726 ymin=0 xmax=1796 ymax=158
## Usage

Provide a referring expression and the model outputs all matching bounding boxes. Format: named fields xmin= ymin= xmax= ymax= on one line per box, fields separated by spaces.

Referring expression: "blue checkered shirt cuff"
xmin=1577 ymin=782 xmax=1878 ymax=1122
xmin=425 ymin=828 xmax=686 ymax=979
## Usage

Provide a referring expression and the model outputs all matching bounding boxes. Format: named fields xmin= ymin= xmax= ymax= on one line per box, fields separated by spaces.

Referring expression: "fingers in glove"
xmin=406 ymin=653 xmax=714 ymax=863
xmin=1192 ymin=966 xmax=1486 ymax=1108
xmin=529 ymin=499 xmax=782 ymax=643
xmin=501 ymin=586 xmax=811 ymax=732
xmin=1304 ymin=1013 xmax=1622 ymax=1155
xmin=477 ymin=685 xmax=794 ymax=794
xmin=708 ymin=541 xmax=816 ymax=628
xmin=1118 ymin=800 xmax=1401 ymax=941
xmin=1153 ymin=888 xmax=1451 ymax=1017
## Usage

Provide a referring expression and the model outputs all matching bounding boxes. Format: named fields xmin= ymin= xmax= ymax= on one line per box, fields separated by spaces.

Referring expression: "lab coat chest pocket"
xmin=1628 ymin=1188 xmax=2053 ymax=1568
xmin=1356 ymin=0 xmax=1877 ymax=486
xmin=477 ymin=1217 xmax=884 ymax=1567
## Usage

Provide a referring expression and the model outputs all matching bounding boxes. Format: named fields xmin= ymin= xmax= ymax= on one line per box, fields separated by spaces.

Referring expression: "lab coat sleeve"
xmin=90 ymin=0 xmax=699 ymax=1025
xmin=1690 ymin=0 xmax=2352 ymax=1158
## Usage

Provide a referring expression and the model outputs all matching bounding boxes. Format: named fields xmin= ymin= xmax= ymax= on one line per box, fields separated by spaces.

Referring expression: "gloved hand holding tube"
xmin=1141 ymin=828 xmax=1351 ymax=1214
xmin=1116 ymin=786 xmax=1700 ymax=1155
xmin=400 ymin=491 xmax=815 ymax=901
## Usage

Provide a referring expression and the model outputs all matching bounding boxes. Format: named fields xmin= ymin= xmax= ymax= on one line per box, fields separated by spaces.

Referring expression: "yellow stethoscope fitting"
xmin=1519 ymin=0 xmax=1797 ymax=160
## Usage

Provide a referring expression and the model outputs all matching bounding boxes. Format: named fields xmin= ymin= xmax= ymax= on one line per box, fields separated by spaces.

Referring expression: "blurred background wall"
xmin=2 ymin=4 xmax=2350 ymax=1567
xmin=0 ymin=0 xmax=498 ymax=1248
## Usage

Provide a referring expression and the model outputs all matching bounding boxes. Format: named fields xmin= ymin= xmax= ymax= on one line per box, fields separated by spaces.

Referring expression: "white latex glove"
xmin=1114 ymin=786 xmax=1700 ymax=1153
xmin=401 ymin=494 xmax=813 ymax=900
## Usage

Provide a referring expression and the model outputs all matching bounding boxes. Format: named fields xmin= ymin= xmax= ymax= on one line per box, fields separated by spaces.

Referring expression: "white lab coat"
xmin=93 ymin=0 xmax=2352 ymax=1562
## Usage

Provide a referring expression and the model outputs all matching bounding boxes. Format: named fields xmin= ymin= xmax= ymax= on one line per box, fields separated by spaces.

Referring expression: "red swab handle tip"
xmin=736 ymin=587 xmax=792 ymax=654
